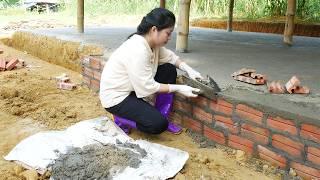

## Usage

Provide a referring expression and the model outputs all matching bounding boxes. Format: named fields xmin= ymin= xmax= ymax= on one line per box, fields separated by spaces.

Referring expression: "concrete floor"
xmin=30 ymin=26 xmax=320 ymax=122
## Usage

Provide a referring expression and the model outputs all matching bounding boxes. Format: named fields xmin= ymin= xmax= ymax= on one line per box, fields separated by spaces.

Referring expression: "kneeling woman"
xmin=99 ymin=8 xmax=202 ymax=134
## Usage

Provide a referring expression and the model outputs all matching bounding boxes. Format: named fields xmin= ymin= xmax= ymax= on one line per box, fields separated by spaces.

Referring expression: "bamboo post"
xmin=77 ymin=0 xmax=84 ymax=33
xmin=160 ymin=0 xmax=166 ymax=8
xmin=46 ymin=4 xmax=50 ymax=14
xmin=176 ymin=0 xmax=191 ymax=53
xmin=227 ymin=0 xmax=234 ymax=32
xmin=283 ymin=0 xmax=296 ymax=45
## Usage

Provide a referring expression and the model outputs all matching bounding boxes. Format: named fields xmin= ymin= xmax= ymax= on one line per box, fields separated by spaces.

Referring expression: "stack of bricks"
xmin=81 ymin=55 xmax=106 ymax=92
xmin=81 ymin=55 xmax=320 ymax=179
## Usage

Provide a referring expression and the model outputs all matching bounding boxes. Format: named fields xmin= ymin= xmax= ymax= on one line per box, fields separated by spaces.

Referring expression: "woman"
xmin=100 ymin=8 xmax=202 ymax=135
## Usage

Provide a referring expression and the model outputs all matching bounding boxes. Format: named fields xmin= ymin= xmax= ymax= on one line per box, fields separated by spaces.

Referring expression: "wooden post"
xmin=283 ymin=0 xmax=296 ymax=45
xmin=160 ymin=0 xmax=166 ymax=8
xmin=77 ymin=0 xmax=84 ymax=33
xmin=176 ymin=0 xmax=191 ymax=53
xmin=227 ymin=0 xmax=234 ymax=32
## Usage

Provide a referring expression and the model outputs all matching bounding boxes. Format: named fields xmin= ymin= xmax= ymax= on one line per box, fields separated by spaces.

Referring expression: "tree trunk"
xmin=160 ymin=0 xmax=166 ymax=8
xmin=77 ymin=0 xmax=84 ymax=33
xmin=283 ymin=0 xmax=296 ymax=45
xmin=227 ymin=0 xmax=234 ymax=32
xmin=176 ymin=0 xmax=191 ymax=53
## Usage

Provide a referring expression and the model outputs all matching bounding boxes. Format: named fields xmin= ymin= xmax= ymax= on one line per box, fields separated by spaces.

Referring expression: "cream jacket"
xmin=99 ymin=34 xmax=179 ymax=108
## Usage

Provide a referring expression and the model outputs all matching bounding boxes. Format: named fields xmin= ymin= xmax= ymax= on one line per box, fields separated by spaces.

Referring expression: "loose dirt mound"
xmin=191 ymin=19 xmax=320 ymax=37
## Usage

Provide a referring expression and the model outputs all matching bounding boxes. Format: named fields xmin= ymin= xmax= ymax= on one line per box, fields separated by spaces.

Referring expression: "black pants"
xmin=106 ymin=63 xmax=177 ymax=134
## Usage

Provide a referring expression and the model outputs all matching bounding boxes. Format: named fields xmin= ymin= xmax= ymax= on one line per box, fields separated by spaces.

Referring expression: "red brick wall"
xmin=81 ymin=55 xmax=105 ymax=91
xmin=81 ymin=56 xmax=320 ymax=180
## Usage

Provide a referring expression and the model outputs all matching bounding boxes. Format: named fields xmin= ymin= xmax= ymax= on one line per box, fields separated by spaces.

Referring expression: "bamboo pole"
xmin=77 ymin=0 xmax=84 ymax=33
xmin=227 ymin=0 xmax=234 ymax=32
xmin=176 ymin=0 xmax=191 ymax=53
xmin=160 ymin=0 xmax=166 ymax=8
xmin=283 ymin=0 xmax=296 ymax=45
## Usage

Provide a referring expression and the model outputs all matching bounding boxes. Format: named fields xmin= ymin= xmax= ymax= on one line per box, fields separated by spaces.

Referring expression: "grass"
xmin=0 ymin=0 xmax=319 ymax=28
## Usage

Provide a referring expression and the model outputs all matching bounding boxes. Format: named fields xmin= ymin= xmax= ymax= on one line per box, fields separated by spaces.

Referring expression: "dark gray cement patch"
xmin=50 ymin=143 xmax=145 ymax=179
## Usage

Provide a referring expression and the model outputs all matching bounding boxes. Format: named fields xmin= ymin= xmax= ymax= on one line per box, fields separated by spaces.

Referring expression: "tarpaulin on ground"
xmin=4 ymin=117 xmax=189 ymax=179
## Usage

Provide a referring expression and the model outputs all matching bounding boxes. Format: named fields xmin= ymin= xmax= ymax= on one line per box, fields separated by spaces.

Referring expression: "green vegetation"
xmin=0 ymin=0 xmax=319 ymax=23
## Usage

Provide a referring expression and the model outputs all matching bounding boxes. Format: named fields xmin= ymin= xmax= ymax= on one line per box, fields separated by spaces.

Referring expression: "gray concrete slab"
xmin=28 ymin=26 xmax=320 ymax=121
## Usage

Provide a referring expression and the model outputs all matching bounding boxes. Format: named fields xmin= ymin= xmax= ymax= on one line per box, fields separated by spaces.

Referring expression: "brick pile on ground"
xmin=0 ymin=57 xmax=24 ymax=72
xmin=55 ymin=73 xmax=77 ymax=90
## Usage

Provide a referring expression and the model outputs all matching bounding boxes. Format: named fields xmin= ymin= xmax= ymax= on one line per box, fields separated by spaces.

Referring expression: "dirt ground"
xmin=0 ymin=43 xmax=290 ymax=179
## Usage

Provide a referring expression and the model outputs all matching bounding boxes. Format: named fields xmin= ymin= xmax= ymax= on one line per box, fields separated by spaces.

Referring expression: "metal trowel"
xmin=181 ymin=74 xmax=221 ymax=100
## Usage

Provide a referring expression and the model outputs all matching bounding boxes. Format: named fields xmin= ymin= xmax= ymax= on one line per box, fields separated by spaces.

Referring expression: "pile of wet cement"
xmin=50 ymin=142 xmax=146 ymax=179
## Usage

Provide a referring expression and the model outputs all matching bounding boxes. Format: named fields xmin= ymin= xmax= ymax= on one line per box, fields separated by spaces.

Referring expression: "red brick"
xmin=257 ymin=145 xmax=287 ymax=168
xmin=190 ymin=96 xmax=208 ymax=107
xmin=168 ymin=112 xmax=182 ymax=125
xmin=89 ymin=56 xmax=101 ymax=70
xmin=236 ymin=104 xmax=263 ymax=125
xmin=193 ymin=107 xmax=212 ymax=123
xmin=173 ymin=100 xmax=192 ymax=113
xmin=285 ymin=76 xmax=300 ymax=94
xmin=204 ymin=126 xmax=225 ymax=144
xmin=301 ymin=124 xmax=320 ymax=143
xmin=241 ymin=123 xmax=269 ymax=145
xmin=176 ymin=93 xmax=188 ymax=101
xmin=217 ymin=99 xmax=233 ymax=108
xmin=93 ymin=70 xmax=101 ymax=81
xmin=272 ymin=134 xmax=304 ymax=158
xmin=83 ymin=67 xmax=94 ymax=78
xmin=184 ymin=117 xmax=202 ymax=133
xmin=210 ymin=99 xmax=233 ymax=116
xmin=214 ymin=115 xmax=239 ymax=134
xmin=267 ymin=116 xmax=297 ymax=135
xmin=90 ymin=79 xmax=100 ymax=91
xmin=57 ymin=82 xmax=76 ymax=90
xmin=82 ymin=76 xmax=91 ymax=86
xmin=290 ymin=162 xmax=320 ymax=180
xmin=228 ymin=134 xmax=254 ymax=154
xmin=5 ymin=58 xmax=19 ymax=70
xmin=307 ymin=146 xmax=320 ymax=166
xmin=0 ymin=59 xmax=6 ymax=70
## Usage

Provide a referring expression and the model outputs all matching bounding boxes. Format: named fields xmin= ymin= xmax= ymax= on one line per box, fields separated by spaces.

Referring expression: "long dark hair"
xmin=128 ymin=8 xmax=176 ymax=39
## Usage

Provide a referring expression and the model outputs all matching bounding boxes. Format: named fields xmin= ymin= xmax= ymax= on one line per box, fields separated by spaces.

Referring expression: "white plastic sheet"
xmin=4 ymin=117 xmax=189 ymax=179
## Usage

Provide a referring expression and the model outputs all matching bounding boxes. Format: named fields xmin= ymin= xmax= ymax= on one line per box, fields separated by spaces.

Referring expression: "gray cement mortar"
xmin=50 ymin=142 xmax=146 ymax=180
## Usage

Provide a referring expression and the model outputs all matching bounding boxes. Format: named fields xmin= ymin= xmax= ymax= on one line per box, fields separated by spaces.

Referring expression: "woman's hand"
xmin=179 ymin=62 xmax=203 ymax=80
xmin=168 ymin=84 xmax=200 ymax=97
